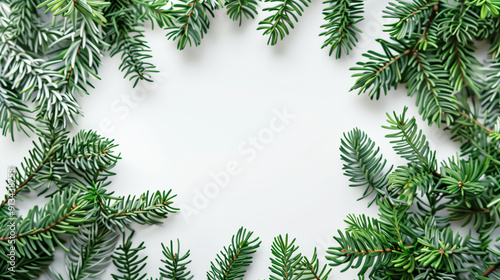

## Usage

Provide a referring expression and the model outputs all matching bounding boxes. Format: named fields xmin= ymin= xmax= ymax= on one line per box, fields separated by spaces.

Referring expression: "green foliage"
xmin=340 ymin=127 xmax=391 ymax=206
xmin=3 ymin=0 xmax=500 ymax=279
xmin=105 ymin=5 xmax=157 ymax=86
xmin=0 ymin=128 xmax=178 ymax=279
xmin=160 ymin=239 xmax=193 ymax=280
xmin=320 ymin=0 xmax=364 ymax=59
xmin=225 ymin=0 xmax=259 ymax=25
xmin=350 ymin=39 xmax=411 ymax=100
xmin=166 ymin=0 xmax=218 ymax=50
xmin=269 ymin=234 xmax=303 ymax=280
xmin=467 ymin=0 xmax=500 ymax=18
xmin=257 ymin=0 xmax=311 ymax=45
xmin=332 ymin=106 xmax=500 ymax=278
xmin=384 ymin=107 xmax=436 ymax=170
xmin=299 ymin=248 xmax=332 ymax=280
xmin=207 ymin=227 xmax=261 ymax=280
xmin=64 ymin=222 xmax=120 ymax=280
xmin=112 ymin=232 xmax=148 ymax=280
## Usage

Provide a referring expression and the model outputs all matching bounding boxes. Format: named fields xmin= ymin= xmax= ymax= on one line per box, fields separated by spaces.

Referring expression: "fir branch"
xmin=0 ymin=83 xmax=36 ymax=140
xmin=327 ymin=215 xmax=398 ymax=276
xmin=58 ymin=129 xmax=120 ymax=183
xmin=441 ymin=157 xmax=490 ymax=208
xmin=387 ymin=164 xmax=435 ymax=205
xmin=0 ymin=125 xmax=67 ymax=211
xmin=0 ymin=188 xmax=90 ymax=260
xmin=405 ymin=51 xmax=460 ymax=126
xmin=65 ymin=221 xmax=120 ymax=280
xmin=0 ymin=11 xmax=80 ymax=130
xmin=416 ymin=225 xmax=485 ymax=274
xmin=383 ymin=107 xmax=438 ymax=172
xmin=436 ymin=5 xmax=482 ymax=93
xmin=479 ymin=61 xmax=500 ymax=125
xmin=37 ymin=0 xmax=109 ymax=24
xmin=225 ymin=0 xmax=259 ymax=26
xmin=298 ymin=248 xmax=331 ymax=280
xmin=105 ymin=5 xmax=158 ymax=86
xmin=106 ymin=190 xmax=178 ymax=228
xmin=481 ymin=263 xmax=499 ymax=277
xmin=6 ymin=0 xmax=60 ymax=53
xmin=160 ymin=239 xmax=193 ymax=280
xmin=383 ymin=0 xmax=439 ymax=41
xmin=132 ymin=0 xmax=176 ymax=28
xmin=467 ymin=0 xmax=500 ymax=19
xmin=112 ymin=232 xmax=148 ymax=280
xmin=340 ymin=128 xmax=392 ymax=207
xmin=269 ymin=234 xmax=303 ymax=280
xmin=165 ymin=0 xmax=217 ymax=50
xmin=0 ymin=251 xmax=54 ymax=280
xmin=320 ymin=0 xmax=364 ymax=59
xmin=257 ymin=0 xmax=311 ymax=46
xmin=350 ymin=39 xmax=411 ymax=99
xmin=207 ymin=227 xmax=261 ymax=280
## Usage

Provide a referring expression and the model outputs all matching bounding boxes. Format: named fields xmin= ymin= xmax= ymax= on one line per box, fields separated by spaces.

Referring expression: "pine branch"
xmin=405 ymin=51 xmax=460 ymax=126
xmin=106 ymin=190 xmax=178 ymax=228
xmin=340 ymin=128 xmax=392 ymax=207
xmin=37 ymin=0 xmax=109 ymax=24
xmin=225 ymin=0 xmax=259 ymax=26
xmin=350 ymin=39 xmax=411 ymax=99
xmin=65 ymin=221 xmax=120 ymax=280
xmin=165 ymin=0 xmax=217 ymax=50
xmin=207 ymin=227 xmax=261 ymax=280
xmin=387 ymin=164 xmax=435 ymax=205
xmin=112 ymin=232 xmax=148 ymax=280
xmin=298 ymin=248 xmax=331 ymax=280
xmin=383 ymin=0 xmax=439 ymax=41
xmin=132 ymin=0 xmax=176 ymax=28
xmin=383 ymin=107 xmax=437 ymax=172
xmin=0 ymin=251 xmax=54 ymax=280
xmin=105 ymin=4 xmax=158 ymax=87
xmin=0 ymin=82 xmax=36 ymax=140
xmin=160 ymin=239 xmax=193 ymax=280
xmin=436 ymin=5 xmax=482 ymax=93
xmin=320 ymin=0 xmax=364 ymax=59
xmin=441 ymin=157 xmax=490 ymax=208
xmin=327 ymin=215 xmax=398 ymax=276
xmin=269 ymin=234 xmax=303 ymax=280
xmin=0 ymin=125 xmax=67 ymax=212
xmin=257 ymin=0 xmax=311 ymax=46
xmin=0 ymin=188 xmax=90 ymax=260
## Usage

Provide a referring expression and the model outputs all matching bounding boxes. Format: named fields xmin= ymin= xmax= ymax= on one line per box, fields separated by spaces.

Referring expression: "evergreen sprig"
xmin=257 ymin=0 xmax=311 ymax=45
xmin=207 ymin=227 xmax=261 ymax=280
xmin=225 ymin=0 xmax=259 ymax=25
xmin=340 ymin=127 xmax=391 ymax=206
xmin=269 ymin=234 xmax=303 ymax=280
xmin=320 ymin=0 xmax=364 ymax=59
xmin=112 ymin=232 xmax=148 ymax=280
xmin=166 ymin=0 xmax=218 ymax=50
xmin=160 ymin=239 xmax=193 ymax=280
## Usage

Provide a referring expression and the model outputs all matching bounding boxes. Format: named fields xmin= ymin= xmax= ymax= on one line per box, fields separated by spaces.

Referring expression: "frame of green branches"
xmin=1 ymin=0 xmax=500 ymax=279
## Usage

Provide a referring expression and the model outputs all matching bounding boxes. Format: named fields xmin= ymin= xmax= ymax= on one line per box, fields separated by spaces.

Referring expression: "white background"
xmin=1 ymin=0 xmax=461 ymax=279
